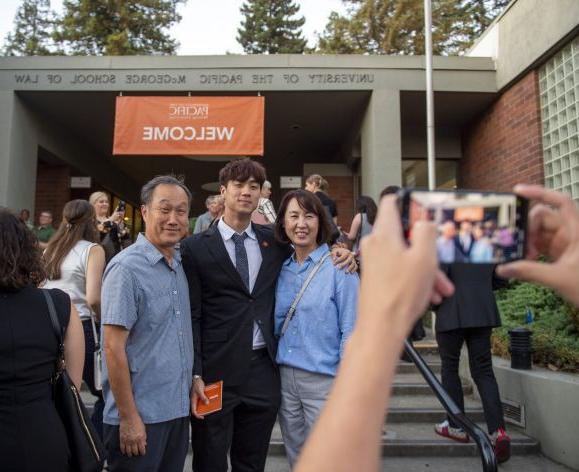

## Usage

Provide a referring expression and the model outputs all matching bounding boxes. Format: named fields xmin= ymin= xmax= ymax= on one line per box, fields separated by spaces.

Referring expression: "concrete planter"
xmin=460 ymin=352 xmax=579 ymax=470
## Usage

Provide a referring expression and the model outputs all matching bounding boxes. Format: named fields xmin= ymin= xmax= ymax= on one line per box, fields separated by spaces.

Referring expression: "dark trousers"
xmin=191 ymin=350 xmax=281 ymax=472
xmin=104 ymin=416 xmax=190 ymax=472
xmin=82 ymin=319 xmax=104 ymax=439
xmin=436 ymin=327 xmax=505 ymax=433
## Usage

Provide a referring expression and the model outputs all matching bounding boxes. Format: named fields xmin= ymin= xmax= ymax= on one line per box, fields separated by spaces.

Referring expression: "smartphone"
xmin=399 ymin=189 xmax=528 ymax=264
xmin=115 ymin=200 xmax=126 ymax=213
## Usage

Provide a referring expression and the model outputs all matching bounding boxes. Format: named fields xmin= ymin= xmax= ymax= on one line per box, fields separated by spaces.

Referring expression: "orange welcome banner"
xmin=113 ymin=96 xmax=264 ymax=156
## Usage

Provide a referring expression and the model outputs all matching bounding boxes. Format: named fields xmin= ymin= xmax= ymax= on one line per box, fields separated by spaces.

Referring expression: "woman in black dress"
xmin=0 ymin=207 xmax=85 ymax=472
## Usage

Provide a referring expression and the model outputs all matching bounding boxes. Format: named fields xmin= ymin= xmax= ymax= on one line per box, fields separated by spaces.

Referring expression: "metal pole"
xmin=424 ymin=0 xmax=436 ymax=190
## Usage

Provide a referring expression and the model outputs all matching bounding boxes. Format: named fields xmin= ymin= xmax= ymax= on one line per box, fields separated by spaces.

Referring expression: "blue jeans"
xmin=82 ymin=318 xmax=104 ymax=440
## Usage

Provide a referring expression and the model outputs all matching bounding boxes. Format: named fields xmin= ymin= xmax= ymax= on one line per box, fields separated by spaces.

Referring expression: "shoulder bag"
xmin=89 ymin=311 xmax=103 ymax=392
xmin=279 ymin=251 xmax=331 ymax=337
xmin=42 ymin=290 xmax=106 ymax=472
xmin=83 ymin=242 xmax=103 ymax=392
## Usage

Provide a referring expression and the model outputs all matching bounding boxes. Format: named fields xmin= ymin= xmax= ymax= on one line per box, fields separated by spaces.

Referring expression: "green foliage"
xmin=494 ymin=281 xmax=579 ymax=372
xmin=316 ymin=0 xmax=509 ymax=55
xmin=54 ymin=0 xmax=186 ymax=55
xmin=237 ymin=0 xmax=308 ymax=54
xmin=2 ymin=0 xmax=57 ymax=56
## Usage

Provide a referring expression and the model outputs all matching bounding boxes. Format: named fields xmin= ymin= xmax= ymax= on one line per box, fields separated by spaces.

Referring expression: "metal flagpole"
xmin=424 ymin=0 xmax=437 ymax=337
xmin=424 ymin=0 xmax=436 ymax=190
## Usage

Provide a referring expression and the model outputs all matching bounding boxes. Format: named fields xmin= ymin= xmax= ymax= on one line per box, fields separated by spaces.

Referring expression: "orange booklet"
xmin=196 ymin=381 xmax=223 ymax=416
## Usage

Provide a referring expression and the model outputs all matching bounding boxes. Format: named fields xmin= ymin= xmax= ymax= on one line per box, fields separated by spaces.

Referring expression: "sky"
xmin=0 ymin=0 xmax=348 ymax=55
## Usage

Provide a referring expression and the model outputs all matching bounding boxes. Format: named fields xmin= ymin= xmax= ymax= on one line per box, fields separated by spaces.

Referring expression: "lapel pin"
xmin=261 ymin=241 xmax=269 ymax=248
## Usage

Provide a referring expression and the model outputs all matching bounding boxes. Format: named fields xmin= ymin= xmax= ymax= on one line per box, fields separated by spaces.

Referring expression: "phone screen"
xmin=400 ymin=190 xmax=528 ymax=264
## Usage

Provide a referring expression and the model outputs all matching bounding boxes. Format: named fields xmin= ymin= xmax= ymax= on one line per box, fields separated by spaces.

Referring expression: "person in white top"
xmin=43 ymin=199 xmax=106 ymax=439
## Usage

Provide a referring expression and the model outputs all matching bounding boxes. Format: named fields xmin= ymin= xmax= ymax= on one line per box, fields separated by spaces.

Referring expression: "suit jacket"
xmin=453 ymin=235 xmax=475 ymax=263
xmin=434 ymin=263 xmax=508 ymax=333
xmin=181 ymin=223 xmax=292 ymax=386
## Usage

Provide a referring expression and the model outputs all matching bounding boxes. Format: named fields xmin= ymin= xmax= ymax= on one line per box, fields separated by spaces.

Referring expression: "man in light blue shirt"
xmin=101 ymin=175 xmax=193 ymax=472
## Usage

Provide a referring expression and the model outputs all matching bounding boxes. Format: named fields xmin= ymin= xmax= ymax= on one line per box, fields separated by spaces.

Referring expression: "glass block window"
xmin=538 ymin=35 xmax=579 ymax=200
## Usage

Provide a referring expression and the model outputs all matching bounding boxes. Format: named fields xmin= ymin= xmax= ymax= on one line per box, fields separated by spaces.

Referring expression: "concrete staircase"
xmin=83 ymin=340 xmax=574 ymax=471
xmin=261 ymin=342 xmax=572 ymax=471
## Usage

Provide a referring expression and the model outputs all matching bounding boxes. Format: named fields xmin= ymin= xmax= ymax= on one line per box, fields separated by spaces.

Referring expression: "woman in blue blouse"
xmin=273 ymin=189 xmax=359 ymax=467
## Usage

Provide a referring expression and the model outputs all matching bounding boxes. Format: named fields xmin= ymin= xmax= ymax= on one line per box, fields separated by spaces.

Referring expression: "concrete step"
xmin=394 ymin=372 xmax=471 ymax=393
xmin=81 ymin=394 xmax=485 ymax=424
xmin=392 ymin=381 xmax=473 ymax=396
xmin=395 ymin=372 xmax=443 ymax=384
xmin=251 ymin=455 xmax=574 ymax=472
xmin=412 ymin=341 xmax=439 ymax=356
xmin=389 ymin=394 xmax=483 ymax=410
xmin=397 ymin=360 xmax=442 ymax=374
xmin=268 ymin=422 xmax=539 ymax=457
xmin=387 ymin=407 xmax=486 ymax=423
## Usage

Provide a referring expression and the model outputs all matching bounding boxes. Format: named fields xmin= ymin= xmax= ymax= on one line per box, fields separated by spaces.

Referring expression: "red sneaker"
xmin=491 ymin=428 xmax=511 ymax=463
xmin=434 ymin=420 xmax=469 ymax=443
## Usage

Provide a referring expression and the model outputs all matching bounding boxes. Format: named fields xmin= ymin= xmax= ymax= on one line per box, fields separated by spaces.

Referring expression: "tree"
xmin=54 ymin=0 xmax=186 ymax=55
xmin=316 ymin=0 xmax=509 ymax=56
xmin=2 ymin=0 xmax=57 ymax=56
xmin=465 ymin=0 xmax=510 ymax=35
xmin=237 ymin=0 xmax=307 ymax=54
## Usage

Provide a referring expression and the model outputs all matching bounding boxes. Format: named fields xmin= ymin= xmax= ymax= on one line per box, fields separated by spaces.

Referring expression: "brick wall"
xmin=460 ymin=70 xmax=545 ymax=191
xmin=34 ymin=161 xmax=70 ymax=226
xmin=324 ymin=176 xmax=355 ymax=230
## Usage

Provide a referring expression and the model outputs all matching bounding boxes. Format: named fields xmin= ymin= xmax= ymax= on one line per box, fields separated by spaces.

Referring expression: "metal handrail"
xmin=404 ymin=340 xmax=498 ymax=472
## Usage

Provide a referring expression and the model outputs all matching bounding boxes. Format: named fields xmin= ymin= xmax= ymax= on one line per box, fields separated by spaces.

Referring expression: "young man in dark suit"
xmin=433 ymin=263 xmax=511 ymax=462
xmin=453 ymin=220 xmax=475 ymax=262
xmin=181 ymin=158 xmax=355 ymax=472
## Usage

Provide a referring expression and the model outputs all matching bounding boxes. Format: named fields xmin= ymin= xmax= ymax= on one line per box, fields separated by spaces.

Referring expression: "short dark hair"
xmin=275 ymin=189 xmax=332 ymax=246
xmin=141 ymin=175 xmax=192 ymax=207
xmin=380 ymin=185 xmax=401 ymax=198
xmin=219 ymin=158 xmax=266 ymax=187
xmin=0 ymin=207 xmax=45 ymax=291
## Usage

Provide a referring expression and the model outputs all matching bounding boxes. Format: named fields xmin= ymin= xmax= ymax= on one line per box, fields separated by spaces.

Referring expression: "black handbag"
xmin=42 ymin=290 xmax=106 ymax=472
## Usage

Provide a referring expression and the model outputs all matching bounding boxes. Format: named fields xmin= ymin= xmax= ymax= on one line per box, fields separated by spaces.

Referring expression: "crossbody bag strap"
xmin=81 ymin=242 xmax=100 ymax=348
xmin=280 ymin=251 xmax=331 ymax=337
xmin=42 ymin=289 xmax=64 ymax=344
xmin=89 ymin=312 xmax=99 ymax=347
xmin=42 ymin=289 xmax=66 ymax=373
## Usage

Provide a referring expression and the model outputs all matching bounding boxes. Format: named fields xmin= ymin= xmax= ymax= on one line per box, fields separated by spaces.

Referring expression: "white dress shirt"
xmin=217 ymin=218 xmax=266 ymax=349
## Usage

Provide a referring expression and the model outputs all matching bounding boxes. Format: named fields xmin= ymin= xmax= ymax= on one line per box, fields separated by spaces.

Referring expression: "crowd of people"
xmin=437 ymin=219 xmax=518 ymax=264
xmin=1 ymin=157 xmax=579 ymax=472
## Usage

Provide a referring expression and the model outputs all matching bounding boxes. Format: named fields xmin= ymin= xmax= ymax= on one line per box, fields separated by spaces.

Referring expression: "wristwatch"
xmin=193 ymin=375 xmax=202 ymax=381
